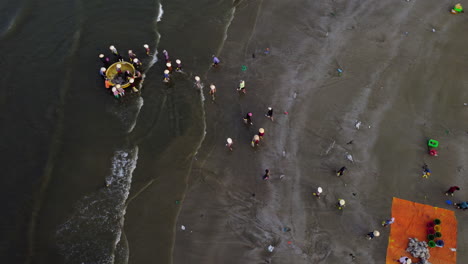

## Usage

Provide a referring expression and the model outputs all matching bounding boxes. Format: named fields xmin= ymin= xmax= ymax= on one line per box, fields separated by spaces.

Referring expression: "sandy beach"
xmin=173 ymin=0 xmax=468 ymax=263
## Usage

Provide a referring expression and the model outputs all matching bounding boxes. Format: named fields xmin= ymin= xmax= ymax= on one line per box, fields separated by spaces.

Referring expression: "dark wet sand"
xmin=173 ymin=0 xmax=468 ymax=263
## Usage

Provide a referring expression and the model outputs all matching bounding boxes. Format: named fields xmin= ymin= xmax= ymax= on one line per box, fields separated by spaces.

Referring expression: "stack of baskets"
xmin=427 ymin=218 xmax=444 ymax=248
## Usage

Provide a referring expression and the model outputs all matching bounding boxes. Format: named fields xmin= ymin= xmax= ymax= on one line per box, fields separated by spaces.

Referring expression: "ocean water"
xmin=0 ymin=0 xmax=237 ymax=263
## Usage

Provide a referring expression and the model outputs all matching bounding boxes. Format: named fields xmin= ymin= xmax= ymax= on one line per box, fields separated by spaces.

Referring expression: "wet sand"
xmin=173 ymin=0 xmax=468 ymax=263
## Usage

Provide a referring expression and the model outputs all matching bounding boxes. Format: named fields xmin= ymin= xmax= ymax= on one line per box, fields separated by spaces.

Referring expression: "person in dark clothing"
xmin=263 ymin=169 xmax=270 ymax=180
xmin=244 ymin=112 xmax=253 ymax=125
xmin=265 ymin=107 xmax=274 ymax=121
xmin=446 ymin=186 xmax=461 ymax=196
xmin=336 ymin=166 xmax=347 ymax=176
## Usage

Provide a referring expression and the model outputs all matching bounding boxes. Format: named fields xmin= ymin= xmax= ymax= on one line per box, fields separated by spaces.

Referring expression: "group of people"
xmin=98 ymin=45 xmax=148 ymax=98
xmin=162 ymin=50 xmax=183 ymax=83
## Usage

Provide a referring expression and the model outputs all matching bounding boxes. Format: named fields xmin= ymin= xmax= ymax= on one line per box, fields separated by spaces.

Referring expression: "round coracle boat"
xmin=106 ymin=61 xmax=136 ymax=88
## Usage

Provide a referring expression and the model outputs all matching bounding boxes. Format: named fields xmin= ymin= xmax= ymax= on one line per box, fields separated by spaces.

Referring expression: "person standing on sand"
xmin=263 ymin=169 xmax=270 ymax=180
xmin=237 ymin=80 xmax=246 ymax=93
xmin=265 ymin=107 xmax=274 ymax=121
xmin=244 ymin=112 xmax=253 ymax=125
xmin=194 ymin=76 xmax=202 ymax=89
xmin=226 ymin=138 xmax=233 ymax=151
xmin=337 ymin=199 xmax=346 ymax=209
xmin=382 ymin=217 xmax=395 ymax=227
xmin=313 ymin=187 xmax=323 ymax=198
xmin=336 ymin=166 xmax=347 ymax=176
xmin=128 ymin=50 xmax=136 ymax=60
xmin=366 ymin=230 xmax=380 ymax=240
xmin=99 ymin=67 xmax=106 ymax=79
xmin=175 ymin=59 xmax=182 ymax=72
xmin=251 ymin=135 xmax=260 ymax=147
xmin=445 ymin=186 xmax=460 ymax=196
xmin=209 ymin=84 xmax=216 ymax=100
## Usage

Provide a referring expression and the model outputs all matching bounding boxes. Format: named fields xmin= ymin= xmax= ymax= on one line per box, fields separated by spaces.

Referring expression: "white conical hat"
xmin=128 ymin=50 xmax=133 ymax=53
xmin=109 ymin=45 xmax=116 ymax=50
xmin=176 ymin=59 xmax=181 ymax=64
xmin=195 ymin=76 xmax=200 ymax=81
xmin=166 ymin=62 xmax=171 ymax=67
xmin=406 ymin=259 xmax=412 ymax=264
xmin=268 ymin=107 xmax=272 ymax=110
xmin=116 ymin=64 xmax=122 ymax=68
xmin=339 ymin=199 xmax=345 ymax=206
xmin=129 ymin=78 xmax=135 ymax=83
xmin=99 ymin=54 xmax=104 ymax=58
xmin=259 ymin=128 xmax=265 ymax=133
xmin=164 ymin=70 xmax=170 ymax=74
xmin=227 ymin=138 xmax=233 ymax=144
xmin=210 ymin=84 xmax=216 ymax=90
xmin=134 ymin=58 xmax=139 ymax=63
xmin=116 ymin=84 xmax=121 ymax=88
xmin=253 ymin=135 xmax=260 ymax=140
xmin=373 ymin=230 xmax=380 ymax=237
xmin=100 ymin=67 xmax=106 ymax=72
xmin=143 ymin=44 xmax=149 ymax=48
xmin=317 ymin=187 xmax=323 ymax=193
xmin=112 ymin=87 xmax=116 ymax=92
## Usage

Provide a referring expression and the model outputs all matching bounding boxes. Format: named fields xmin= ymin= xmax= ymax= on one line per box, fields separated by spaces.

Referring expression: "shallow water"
xmin=0 ymin=0 xmax=236 ymax=263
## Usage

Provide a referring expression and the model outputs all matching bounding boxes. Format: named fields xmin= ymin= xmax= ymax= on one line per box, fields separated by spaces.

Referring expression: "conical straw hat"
xmin=259 ymin=128 xmax=265 ymax=133
xmin=195 ymin=76 xmax=200 ymax=81
xmin=227 ymin=138 xmax=232 ymax=144
xmin=210 ymin=84 xmax=215 ymax=90
xmin=339 ymin=199 xmax=345 ymax=206
xmin=253 ymin=135 xmax=260 ymax=140
xmin=373 ymin=230 xmax=380 ymax=237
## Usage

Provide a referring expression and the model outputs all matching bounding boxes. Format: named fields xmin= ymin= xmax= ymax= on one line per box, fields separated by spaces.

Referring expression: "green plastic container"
xmin=434 ymin=219 xmax=441 ymax=225
xmin=428 ymin=234 xmax=435 ymax=240
xmin=428 ymin=139 xmax=439 ymax=148
xmin=435 ymin=232 xmax=442 ymax=238
xmin=428 ymin=240 xmax=436 ymax=248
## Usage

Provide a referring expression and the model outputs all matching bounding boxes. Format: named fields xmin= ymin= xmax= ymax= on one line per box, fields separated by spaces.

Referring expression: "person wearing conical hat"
xmin=129 ymin=78 xmax=138 ymax=92
xmin=133 ymin=58 xmax=142 ymax=68
xmin=112 ymin=87 xmax=120 ymax=99
xmin=451 ymin=3 xmax=463 ymax=14
xmin=258 ymin=128 xmax=265 ymax=139
xmin=166 ymin=62 xmax=172 ymax=72
xmin=143 ymin=44 xmax=150 ymax=55
xmin=209 ymin=84 xmax=216 ymax=100
xmin=175 ymin=59 xmax=182 ymax=72
xmin=110 ymin=45 xmax=123 ymax=61
xmin=116 ymin=84 xmax=125 ymax=97
xmin=226 ymin=138 xmax=233 ymax=151
xmin=99 ymin=67 xmax=106 ymax=78
xmin=337 ymin=199 xmax=346 ymax=209
xmin=194 ymin=76 xmax=202 ymax=89
xmin=313 ymin=187 xmax=323 ymax=198
xmin=99 ymin=54 xmax=110 ymax=67
xmin=128 ymin=50 xmax=136 ymax=60
xmin=163 ymin=69 xmax=170 ymax=83
xmin=265 ymin=107 xmax=274 ymax=121
xmin=366 ymin=230 xmax=380 ymax=240
xmin=116 ymin=63 xmax=122 ymax=73
xmin=251 ymin=134 xmax=260 ymax=147
xmin=162 ymin=50 xmax=170 ymax=62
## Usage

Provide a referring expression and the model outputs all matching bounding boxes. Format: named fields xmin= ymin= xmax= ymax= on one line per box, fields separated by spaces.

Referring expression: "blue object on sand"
xmin=446 ymin=200 xmax=453 ymax=205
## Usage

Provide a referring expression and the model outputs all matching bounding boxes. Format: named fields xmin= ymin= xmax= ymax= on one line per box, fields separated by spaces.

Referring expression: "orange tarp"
xmin=386 ymin=197 xmax=457 ymax=264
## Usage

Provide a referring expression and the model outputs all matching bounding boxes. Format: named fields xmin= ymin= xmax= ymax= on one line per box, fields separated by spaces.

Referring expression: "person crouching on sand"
xmin=226 ymin=138 xmax=233 ymax=151
xmin=446 ymin=186 xmax=460 ymax=196
xmin=251 ymin=135 xmax=260 ymax=147
xmin=258 ymin=128 xmax=265 ymax=139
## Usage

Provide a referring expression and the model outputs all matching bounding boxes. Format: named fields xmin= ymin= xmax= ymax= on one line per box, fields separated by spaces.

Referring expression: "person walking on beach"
xmin=162 ymin=50 xmax=170 ymax=62
xmin=366 ymin=230 xmax=380 ymax=240
xmin=194 ymin=76 xmax=202 ymax=89
xmin=263 ymin=169 xmax=270 ymax=180
xmin=313 ymin=187 xmax=323 ymax=198
xmin=163 ymin=70 xmax=170 ymax=83
xmin=265 ymin=107 xmax=274 ymax=121
xmin=143 ymin=44 xmax=150 ymax=55
xmin=251 ymin=135 xmax=260 ymax=148
xmin=109 ymin=45 xmax=123 ymax=61
xmin=166 ymin=62 xmax=173 ymax=72
xmin=133 ymin=58 xmax=142 ymax=68
xmin=244 ymin=112 xmax=253 ymax=125
xmin=237 ymin=80 xmax=246 ymax=93
xmin=446 ymin=186 xmax=461 ymax=196
xmin=382 ymin=217 xmax=395 ymax=227
xmin=212 ymin=55 xmax=220 ymax=67
xmin=175 ymin=59 xmax=182 ymax=72
xmin=337 ymin=199 xmax=346 ymax=210
xmin=336 ymin=166 xmax=347 ymax=176
xmin=226 ymin=138 xmax=233 ymax=151
xmin=209 ymin=84 xmax=216 ymax=100
xmin=258 ymin=128 xmax=265 ymax=139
